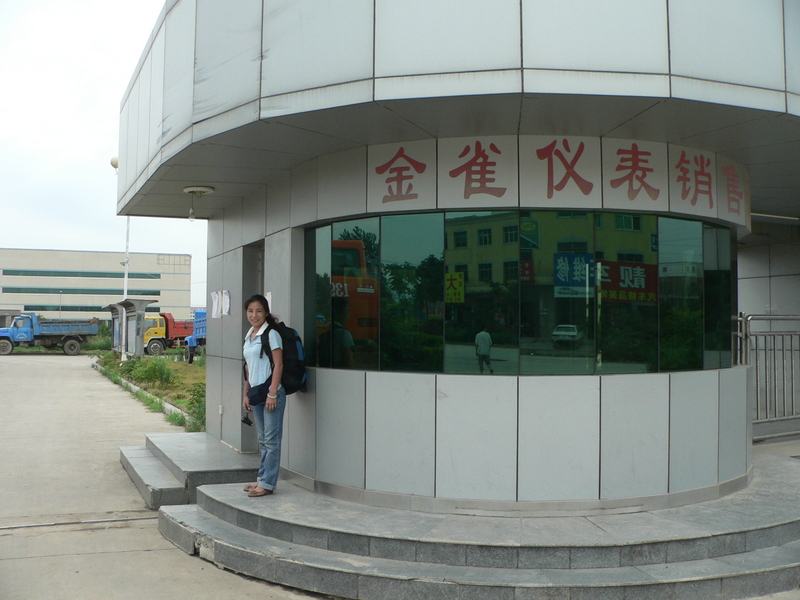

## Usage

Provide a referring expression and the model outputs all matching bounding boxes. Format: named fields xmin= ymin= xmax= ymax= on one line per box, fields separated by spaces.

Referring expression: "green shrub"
xmin=166 ymin=411 xmax=186 ymax=427
xmin=186 ymin=383 xmax=206 ymax=432
xmin=130 ymin=358 xmax=176 ymax=389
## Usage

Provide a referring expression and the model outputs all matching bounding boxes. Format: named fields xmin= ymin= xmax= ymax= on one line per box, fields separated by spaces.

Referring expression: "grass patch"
xmin=166 ymin=411 xmax=187 ymax=427
xmin=94 ymin=350 xmax=205 ymax=431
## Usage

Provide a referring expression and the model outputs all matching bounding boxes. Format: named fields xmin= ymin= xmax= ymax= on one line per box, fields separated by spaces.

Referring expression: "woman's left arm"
xmin=267 ymin=346 xmax=283 ymax=410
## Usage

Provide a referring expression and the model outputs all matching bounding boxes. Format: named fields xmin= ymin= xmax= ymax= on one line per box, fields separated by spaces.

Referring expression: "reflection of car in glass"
xmin=551 ymin=324 xmax=584 ymax=348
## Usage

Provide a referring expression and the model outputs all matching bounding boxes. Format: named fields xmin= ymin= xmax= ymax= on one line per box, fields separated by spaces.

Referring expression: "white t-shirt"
xmin=243 ymin=323 xmax=283 ymax=386
xmin=475 ymin=330 xmax=492 ymax=356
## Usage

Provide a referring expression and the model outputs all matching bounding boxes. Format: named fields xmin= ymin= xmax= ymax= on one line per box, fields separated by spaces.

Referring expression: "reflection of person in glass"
xmin=475 ymin=324 xmax=493 ymax=374
xmin=331 ymin=296 xmax=355 ymax=368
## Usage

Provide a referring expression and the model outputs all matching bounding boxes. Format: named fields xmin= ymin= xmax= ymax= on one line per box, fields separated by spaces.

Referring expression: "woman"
xmin=241 ymin=294 xmax=285 ymax=497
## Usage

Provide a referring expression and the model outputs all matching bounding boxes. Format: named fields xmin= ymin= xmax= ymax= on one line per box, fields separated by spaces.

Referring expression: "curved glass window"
xmin=304 ymin=211 xmax=735 ymax=375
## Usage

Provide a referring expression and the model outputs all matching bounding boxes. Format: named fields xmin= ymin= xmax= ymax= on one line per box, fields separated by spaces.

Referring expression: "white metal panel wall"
xmin=264 ymin=228 xmax=293 ymax=324
xmin=601 ymin=374 xmax=670 ymax=498
xmin=719 ymin=367 xmax=749 ymax=483
xmin=241 ymin=187 xmax=267 ymax=245
xmin=523 ymin=0 xmax=669 ymax=74
xmin=365 ymin=372 xmax=436 ymax=496
xmin=205 ymin=354 xmax=223 ymax=439
xmin=290 ymin=160 xmax=318 ymax=227
xmin=222 ymin=200 xmax=244 ymax=254
xmin=136 ymin=56 xmax=152 ymax=184
xmin=315 ymin=369 xmax=366 ymax=489
xmin=286 ymin=368 xmax=317 ymax=478
xmin=669 ymin=371 xmax=720 ymax=493
xmin=317 ymin=148 xmax=368 ymax=221
xmin=223 ymin=354 xmax=256 ymax=452
xmin=148 ymin=29 xmax=165 ymax=172
xmin=518 ymin=376 xmax=600 ymax=501
xmin=161 ymin=0 xmax=196 ymax=146
xmin=266 ymin=172 xmax=291 ymax=235
xmin=123 ymin=84 xmax=139 ymax=196
xmin=221 ymin=248 xmax=245 ymax=360
xmin=669 ymin=0 xmax=786 ymax=92
xmin=194 ymin=0 xmax=262 ymax=123
xmin=375 ymin=0 xmax=521 ymax=77
xmin=261 ymin=0 xmax=374 ymax=97
xmin=788 ymin=0 xmax=800 ymax=113
xmin=207 ymin=213 xmax=224 ymax=259
xmin=436 ymin=375 xmax=518 ymax=501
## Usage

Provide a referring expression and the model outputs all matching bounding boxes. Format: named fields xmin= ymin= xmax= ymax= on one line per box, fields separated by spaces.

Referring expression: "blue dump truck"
xmin=193 ymin=310 xmax=207 ymax=345
xmin=183 ymin=309 xmax=206 ymax=362
xmin=0 ymin=312 xmax=99 ymax=356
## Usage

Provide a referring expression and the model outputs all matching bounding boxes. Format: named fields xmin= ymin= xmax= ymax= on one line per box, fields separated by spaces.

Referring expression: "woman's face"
xmin=246 ymin=301 xmax=268 ymax=329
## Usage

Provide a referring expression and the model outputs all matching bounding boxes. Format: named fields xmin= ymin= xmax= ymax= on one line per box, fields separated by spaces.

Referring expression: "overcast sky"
xmin=0 ymin=1 xmax=208 ymax=306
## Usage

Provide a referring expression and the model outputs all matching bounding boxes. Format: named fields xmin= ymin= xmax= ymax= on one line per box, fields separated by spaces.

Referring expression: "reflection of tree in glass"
xmin=659 ymin=306 xmax=703 ymax=371
xmin=380 ymin=254 xmax=444 ymax=372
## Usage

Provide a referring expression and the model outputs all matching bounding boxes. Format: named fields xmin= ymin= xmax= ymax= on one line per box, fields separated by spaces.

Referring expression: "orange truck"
xmin=330 ymin=240 xmax=379 ymax=342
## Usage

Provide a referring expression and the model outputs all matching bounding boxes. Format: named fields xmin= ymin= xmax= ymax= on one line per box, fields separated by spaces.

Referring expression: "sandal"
xmin=248 ymin=487 xmax=273 ymax=497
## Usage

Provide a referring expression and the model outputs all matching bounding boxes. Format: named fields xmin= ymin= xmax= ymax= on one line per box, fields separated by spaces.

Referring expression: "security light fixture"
xmin=183 ymin=186 xmax=215 ymax=222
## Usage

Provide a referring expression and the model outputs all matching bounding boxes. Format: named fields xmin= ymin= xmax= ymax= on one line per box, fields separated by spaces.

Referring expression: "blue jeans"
xmin=251 ymin=387 xmax=286 ymax=491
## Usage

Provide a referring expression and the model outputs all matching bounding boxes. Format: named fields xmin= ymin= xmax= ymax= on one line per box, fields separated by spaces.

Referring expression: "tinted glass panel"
xmin=703 ymin=224 xmax=733 ymax=369
xmin=307 ymin=226 xmax=332 ymax=367
xmin=659 ymin=218 xmax=703 ymax=372
xmin=520 ymin=211 xmax=595 ymax=375
xmin=381 ymin=214 xmax=444 ymax=372
xmin=331 ymin=218 xmax=380 ymax=370
xmin=444 ymin=212 xmax=519 ymax=375
xmin=595 ymin=213 xmax=658 ymax=373
xmin=304 ymin=211 xmax=734 ymax=376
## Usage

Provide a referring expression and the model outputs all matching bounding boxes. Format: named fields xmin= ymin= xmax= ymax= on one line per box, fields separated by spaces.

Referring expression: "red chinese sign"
xmin=375 ymin=147 xmax=427 ymax=203
xmin=536 ymin=139 xmax=594 ymax=199
xmin=610 ymin=143 xmax=660 ymax=201
xmin=597 ymin=261 xmax=658 ymax=304
xmin=720 ymin=164 xmax=743 ymax=217
xmin=448 ymin=141 xmax=507 ymax=199
xmin=674 ymin=149 xmax=714 ymax=209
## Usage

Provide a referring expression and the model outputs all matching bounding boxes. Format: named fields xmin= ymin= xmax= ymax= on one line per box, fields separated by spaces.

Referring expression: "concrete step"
xmin=120 ymin=433 xmax=260 ymax=506
xmin=160 ymin=503 xmax=800 ymax=600
xmin=196 ymin=481 xmax=800 ymax=570
xmin=120 ymin=445 xmax=187 ymax=509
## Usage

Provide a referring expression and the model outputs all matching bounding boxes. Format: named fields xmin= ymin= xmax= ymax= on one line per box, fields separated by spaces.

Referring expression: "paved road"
xmin=0 ymin=354 xmax=321 ymax=600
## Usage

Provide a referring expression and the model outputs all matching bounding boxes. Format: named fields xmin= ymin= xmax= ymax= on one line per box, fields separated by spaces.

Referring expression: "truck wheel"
xmin=147 ymin=339 xmax=165 ymax=355
xmin=0 ymin=339 xmax=13 ymax=355
xmin=63 ymin=339 xmax=81 ymax=356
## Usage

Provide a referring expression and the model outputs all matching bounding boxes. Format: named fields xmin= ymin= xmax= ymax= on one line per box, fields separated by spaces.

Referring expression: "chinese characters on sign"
xmin=445 ymin=272 xmax=465 ymax=303
xmin=668 ymin=145 xmax=717 ymax=219
xmin=596 ymin=262 xmax=658 ymax=304
xmin=366 ymin=137 xmax=746 ymax=226
xmin=367 ymin=140 xmax=437 ymax=213
xmin=520 ymin=136 xmax=602 ymax=210
xmin=602 ymin=139 xmax=669 ymax=213
xmin=553 ymin=254 xmax=595 ymax=298
xmin=375 ymin=147 xmax=427 ymax=203
xmin=449 ymin=141 xmax=507 ymax=199
xmin=610 ymin=143 xmax=659 ymax=201
xmin=437 ymin=136 xmax=518 ymax=209
xmin=716 ymin=158 xmax=750 ymax=227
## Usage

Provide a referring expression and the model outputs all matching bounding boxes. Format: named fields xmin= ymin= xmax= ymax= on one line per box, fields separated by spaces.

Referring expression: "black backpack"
xmin=260 ymin=322 xmax=307 ymax=395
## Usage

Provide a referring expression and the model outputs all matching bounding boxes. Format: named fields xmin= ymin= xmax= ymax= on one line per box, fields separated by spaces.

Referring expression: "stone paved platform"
xmin=128 ymin=433 xmax=800 ymax=598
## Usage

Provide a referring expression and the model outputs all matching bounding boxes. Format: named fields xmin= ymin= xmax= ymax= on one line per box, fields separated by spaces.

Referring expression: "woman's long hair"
xmin=244 ymin=294 xmax=279 ymax=329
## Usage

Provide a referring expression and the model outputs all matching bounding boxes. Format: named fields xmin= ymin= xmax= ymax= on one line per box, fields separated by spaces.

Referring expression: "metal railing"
xmin=737 ymin=314 xmax=800 ymax=432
